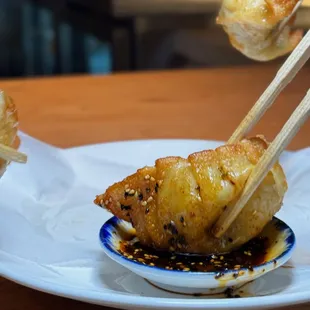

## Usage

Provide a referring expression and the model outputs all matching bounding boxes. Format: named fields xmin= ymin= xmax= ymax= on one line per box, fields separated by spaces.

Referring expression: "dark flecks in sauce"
xmin=224 ymin=288 xmax=241 ymax=298
xmin=118 ymin=233 xmax=270 ymax=274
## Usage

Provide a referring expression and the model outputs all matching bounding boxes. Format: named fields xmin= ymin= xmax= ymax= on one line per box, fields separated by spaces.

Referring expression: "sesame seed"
xmin=141 ymin=201 xmax=147 ymax=206
xmin=234 ymin=265 xmax=241 ymax=269
xmin=220 ymin=256 xmax=224 ymax=260
xmin=183 ymin=268 xmax=190 ymax=271
xmin=150 ymin=263 xmax=155 ymax=266
xmin=128 ymin=255 xmax=133 ymax=259
xmin=125 ymin=185 xmax=129 ymax=189
xmin=109 ymin=197 xmax=112 ymax=202
xmin=191 ymin=262 xmax=195 ymax=265
xmin=144 ymin=175 xmax=150 ymax=180
xmin=125 ymin=188 xmax=130 ymax=193
xmin=150 ymin=176 xmax=155 ymax=182
xmin=105 ymin=200 xmax=109 ymax=205
xmin=176 ymin=262 xmax=182 ymax=265
xmin=171 ymin=256 xmax=176 ymax=260
xmin=129 ymin=189 xmax=135 ymax=195
xmin=147 ymin=196 xmax=153 ymax=203
xmin=100 ymin=199 xmax=103 ymax=204
xmin=199 ymin=262 xmax=203 ymax=265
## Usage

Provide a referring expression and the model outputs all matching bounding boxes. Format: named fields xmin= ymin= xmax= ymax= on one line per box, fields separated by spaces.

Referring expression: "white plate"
xmin=1 ymin=133 xmax=310 ymax=310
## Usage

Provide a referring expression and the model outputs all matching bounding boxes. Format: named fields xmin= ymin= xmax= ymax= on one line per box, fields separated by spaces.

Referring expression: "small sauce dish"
xmin=99 ymin=216 xmax=295 ymax=295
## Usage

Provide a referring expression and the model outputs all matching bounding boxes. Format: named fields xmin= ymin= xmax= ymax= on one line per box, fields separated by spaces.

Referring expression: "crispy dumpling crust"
xmin=0 ymin=91 xmax=19 ymax=178
xmin=95 ymin=136 xmax=287 ymax=255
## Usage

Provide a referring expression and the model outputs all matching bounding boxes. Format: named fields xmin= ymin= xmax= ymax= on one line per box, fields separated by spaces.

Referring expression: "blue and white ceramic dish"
xmin=99 ymin=216 xmax=295 ymax=295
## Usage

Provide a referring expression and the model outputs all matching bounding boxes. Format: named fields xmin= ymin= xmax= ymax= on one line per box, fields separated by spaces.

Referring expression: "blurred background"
xmin=0 ymin=0 xmax=309 ymax=78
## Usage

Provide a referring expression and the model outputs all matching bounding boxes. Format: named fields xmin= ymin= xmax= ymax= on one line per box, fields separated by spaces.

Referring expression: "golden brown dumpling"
xmin=216 ymin=0 xmax=303 ymax=61
xmin=94 ymin=136 xmax=287 ymax=255
xmin=0 ymin=90 xmax=19 ymax=178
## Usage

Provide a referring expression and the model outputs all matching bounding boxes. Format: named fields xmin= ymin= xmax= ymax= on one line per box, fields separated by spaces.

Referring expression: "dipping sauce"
xmin=118 ymin=232 xmax=270 ymax=276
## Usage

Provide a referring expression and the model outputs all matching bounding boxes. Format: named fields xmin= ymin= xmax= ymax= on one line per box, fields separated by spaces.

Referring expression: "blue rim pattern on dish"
xmin=99 ymin=216 xmax=296 ymax=276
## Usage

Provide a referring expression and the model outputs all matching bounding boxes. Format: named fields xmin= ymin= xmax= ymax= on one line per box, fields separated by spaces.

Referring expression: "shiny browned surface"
xmin=0 ymin=64 xmax=309 ymax=309
xmin=96 ymin=136 xmax=287 ymax=254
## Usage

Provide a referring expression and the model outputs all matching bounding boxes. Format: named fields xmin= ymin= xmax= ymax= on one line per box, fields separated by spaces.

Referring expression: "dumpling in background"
xmin=216 ymin=0 xmax=304 ymax=61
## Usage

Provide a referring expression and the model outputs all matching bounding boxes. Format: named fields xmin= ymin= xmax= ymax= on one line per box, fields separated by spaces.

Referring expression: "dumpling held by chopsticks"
xmin=216 ymin=0 xmax=304 ymax=61
xmin=94 ymin=136 xmax=287 ymax=255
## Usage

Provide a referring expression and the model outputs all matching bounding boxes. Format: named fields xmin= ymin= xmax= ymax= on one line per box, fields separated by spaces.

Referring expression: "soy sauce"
xmin=118 ymin=234 xmax=270 ymax=277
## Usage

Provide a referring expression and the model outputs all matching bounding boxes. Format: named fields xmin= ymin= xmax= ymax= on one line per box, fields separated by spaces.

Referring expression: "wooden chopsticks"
xmin=212 ymin=30 xmax=310 ymax=238
xmin=228 ymin=29 xmax=310 ymax=144
xmin=0 ymin=143 xmax=27 ymax=164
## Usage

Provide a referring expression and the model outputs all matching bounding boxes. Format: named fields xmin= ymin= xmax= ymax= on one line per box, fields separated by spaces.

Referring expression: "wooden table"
xmin=1 ymin=65 xmax=310 ymax=309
